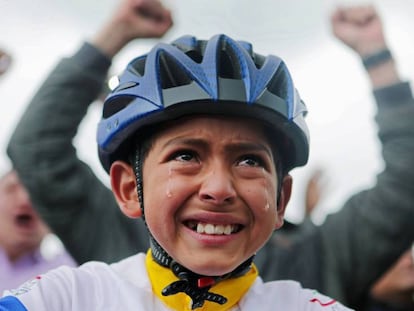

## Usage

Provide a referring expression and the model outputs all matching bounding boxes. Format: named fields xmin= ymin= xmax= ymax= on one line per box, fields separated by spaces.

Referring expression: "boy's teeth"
xmin=205 ymin=224 xmax=214 ymax=234
xmin=196 ymin=223 xmax=235 ymax=235
xmin=224 ymin=225 xmax=232 ymax=235
xmin=215 ymin=225 xmax=224 ymax=234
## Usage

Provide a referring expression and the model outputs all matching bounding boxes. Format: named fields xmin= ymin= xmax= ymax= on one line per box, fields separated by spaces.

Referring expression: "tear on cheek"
xmin=263 ymin=186 xmax=273 ymax=212
xmin=166 ymin=164 xmax=173 ymax=198
xmin=261 ymin=169 xmax=275 ymax=212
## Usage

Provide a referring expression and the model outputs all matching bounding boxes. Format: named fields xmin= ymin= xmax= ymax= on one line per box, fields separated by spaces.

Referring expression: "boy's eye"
xmin=237 ymin=155 xmax=264 ymax=167
xmin=172 ymin=150 xmax=197 ymax=162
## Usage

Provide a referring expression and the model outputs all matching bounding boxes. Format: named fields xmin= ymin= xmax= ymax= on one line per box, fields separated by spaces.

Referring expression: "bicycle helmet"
xmin=97 ymin=34 xmax=309 ymax=173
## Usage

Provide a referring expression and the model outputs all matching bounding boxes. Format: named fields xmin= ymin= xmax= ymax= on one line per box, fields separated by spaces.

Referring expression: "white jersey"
xmin=1 ymin=253 xmax=353 ymax=311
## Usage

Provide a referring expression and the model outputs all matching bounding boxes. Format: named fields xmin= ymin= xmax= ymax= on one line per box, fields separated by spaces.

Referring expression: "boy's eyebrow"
xmin=225 ymin=142 xmax=273 ymax=157
xmin=162 ymin=137 xmax=209 ymax=150
xmin=163 ymin=137 xmax=272 ymax=156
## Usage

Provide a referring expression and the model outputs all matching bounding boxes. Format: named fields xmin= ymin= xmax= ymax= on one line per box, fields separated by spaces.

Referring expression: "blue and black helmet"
xmin=97 ymin=34 xmax=309 ymax=173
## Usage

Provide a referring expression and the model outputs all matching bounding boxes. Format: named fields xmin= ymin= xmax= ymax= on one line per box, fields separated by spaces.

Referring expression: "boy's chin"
xmin=180 ymin=257 xmax=244 ymax=276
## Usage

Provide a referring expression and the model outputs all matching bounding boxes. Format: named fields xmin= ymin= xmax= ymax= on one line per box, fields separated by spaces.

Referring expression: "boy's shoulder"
xmin=240 ymin=278 xmax=354 ymax=311
xmin=109 ymin=253 xmax=147 ymax=285
xmin=1 ymin=253 xmax=150 ymax=310
xmin=64 ymin=252 xmax=147 ymax=288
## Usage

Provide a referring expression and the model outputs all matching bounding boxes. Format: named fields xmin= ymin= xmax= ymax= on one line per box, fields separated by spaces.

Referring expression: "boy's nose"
xmin=198 ymin=168 xmax=236 ymax=205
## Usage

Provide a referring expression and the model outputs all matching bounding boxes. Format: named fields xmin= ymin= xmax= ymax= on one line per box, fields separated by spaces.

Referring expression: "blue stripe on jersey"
xmin=0 ymin=296 xmax=28 ymax=311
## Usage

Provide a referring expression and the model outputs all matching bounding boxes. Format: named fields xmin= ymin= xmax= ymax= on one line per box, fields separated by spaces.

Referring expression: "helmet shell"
xmin=97 ymin=34 xmax=309 ymax=172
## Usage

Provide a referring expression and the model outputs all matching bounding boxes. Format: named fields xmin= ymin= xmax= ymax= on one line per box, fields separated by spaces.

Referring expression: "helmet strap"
xmin=150 ymin=236 xmax=254 ymax=309
xmin=132 ymin=142 xmax=146 ymax=221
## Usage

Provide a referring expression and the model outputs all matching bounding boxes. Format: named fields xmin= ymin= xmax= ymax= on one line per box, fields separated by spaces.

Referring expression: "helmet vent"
xmin=173 ymin=38 xmax=205 ymax=64
xmin=159 ymin=52 xmax=192 ymax=89
xmin=252 ymin=53 xmax=266 ymax=69
xmin=103 ymin=96 xmax=135 ymax=118
xmin=130 ymin=57 xmax=146 ymax=76
xmin=266 ymin=64 xmax=291 ymax=101
xmin=185 ymin=50 xmax=203 ymax=64
xmin=218 ymin=47 xmax=242 ymax=79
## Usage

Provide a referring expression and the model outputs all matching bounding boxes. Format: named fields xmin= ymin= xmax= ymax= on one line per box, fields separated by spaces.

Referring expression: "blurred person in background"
xmin=302 ymin=167 xmax=414 ymax=311
xmin=368 ymin=247 xmax=414 ymax=311
xmin=304 ymin=169 xmax=324 ymax=219
xmin=6 ymin=1 xmax=414 ymax=309
xmin=0 ymin=49 xmax=12 ymax=76
xmin=0 ymin=169 xmax=76 ymax=293
xmin=331 ymin=7 xmax=414 ymax=309
xmin=6 ymin=0 xmax=172 ymax=264
xmin=254 ymin=4 xmax=414 ymax=309
xmin=0 ymin=49 xmax=75 ymax=293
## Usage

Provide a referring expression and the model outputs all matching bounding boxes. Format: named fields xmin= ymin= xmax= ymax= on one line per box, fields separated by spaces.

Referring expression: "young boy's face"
xmin=112 ymin=116 xmax=291 ymax=276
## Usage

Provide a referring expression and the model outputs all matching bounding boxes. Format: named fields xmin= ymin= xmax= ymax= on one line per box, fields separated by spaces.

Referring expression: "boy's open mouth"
xmin=185 ymin=221 xmax=242 ymax=235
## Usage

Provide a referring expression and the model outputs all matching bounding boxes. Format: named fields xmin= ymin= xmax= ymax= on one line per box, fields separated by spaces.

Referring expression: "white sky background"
xmin=0 ymin=0 xmax=413 ymax=224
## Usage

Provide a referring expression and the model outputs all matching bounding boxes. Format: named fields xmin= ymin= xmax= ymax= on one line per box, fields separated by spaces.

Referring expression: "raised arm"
xmin=331 ymin=5 xmax=400 ymax=87
xmin=320 ymin=5 xmax=414 ymax=307
xmin=0 ymin=48 xmax=12 ymax=76
xmin=7 ymin=0 xmax=173 ymax=264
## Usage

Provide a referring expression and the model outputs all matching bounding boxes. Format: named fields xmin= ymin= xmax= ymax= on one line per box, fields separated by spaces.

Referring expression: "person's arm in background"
xmin=368 ymin=247 xmax=414 ymax=310
xmin=0 ymin=48 xmax=12 ymax=76
xmin=7 ymin=0 xmax=173 ymax=264
xmin=331 ymin=5 xmax=400 ymax=88
xmin=319 ymin=5 xmax=414 ymax=308
xmin=304 ymin=169 xmax=324 ymax=219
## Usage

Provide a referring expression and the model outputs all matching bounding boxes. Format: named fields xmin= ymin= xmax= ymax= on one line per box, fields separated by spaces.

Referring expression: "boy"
xmin=0 ymin=34 xmax=352 ymax=310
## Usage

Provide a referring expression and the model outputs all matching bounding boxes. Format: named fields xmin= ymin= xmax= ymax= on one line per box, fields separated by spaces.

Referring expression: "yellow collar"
xmin=145 ymin=250 xmax=258 ymax=311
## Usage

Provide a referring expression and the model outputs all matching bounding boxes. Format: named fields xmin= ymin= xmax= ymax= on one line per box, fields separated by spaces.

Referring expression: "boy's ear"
xmin=110 ymin=160 xmax=142 ymax=219
xmin=275 ymin=174 xmax=293 ymax=229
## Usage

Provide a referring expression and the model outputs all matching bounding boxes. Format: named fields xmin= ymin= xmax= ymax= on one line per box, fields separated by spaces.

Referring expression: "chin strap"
xmin=150 ymin=237 xmax=255 ymax=310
